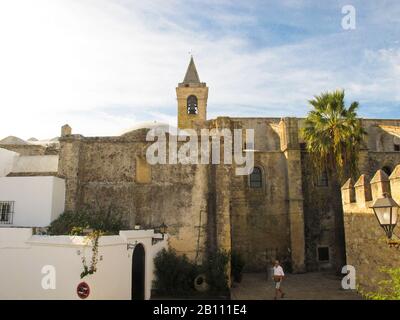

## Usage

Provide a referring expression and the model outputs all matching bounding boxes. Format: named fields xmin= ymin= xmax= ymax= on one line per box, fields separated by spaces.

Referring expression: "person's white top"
xmin=273 ymin=265 xmax=285 ymax=276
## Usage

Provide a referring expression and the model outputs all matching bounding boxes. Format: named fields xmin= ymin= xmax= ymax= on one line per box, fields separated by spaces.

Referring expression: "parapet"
xmin=341 ymin=165 xmax=400 ymax=214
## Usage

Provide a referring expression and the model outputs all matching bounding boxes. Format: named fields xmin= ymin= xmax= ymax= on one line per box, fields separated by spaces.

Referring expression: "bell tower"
xmin=176 ymin=56 xmax=208 ymax=129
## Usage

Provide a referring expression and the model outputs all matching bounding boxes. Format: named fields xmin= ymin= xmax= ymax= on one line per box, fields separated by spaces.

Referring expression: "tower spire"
xmin=176 ymin=56 xmax=208 ymax=129
xmin=183 ymin=56 xmax=201 ymax=84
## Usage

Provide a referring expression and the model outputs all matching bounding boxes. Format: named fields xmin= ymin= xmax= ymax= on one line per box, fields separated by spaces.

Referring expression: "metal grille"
xmin=0 ymin=201 xmax=14 ymax=224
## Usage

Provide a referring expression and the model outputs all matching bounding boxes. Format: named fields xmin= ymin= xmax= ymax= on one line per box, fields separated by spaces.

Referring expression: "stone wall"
xmin=230 ymin=151 xmax=290 ymax=271
xmin=0 ymin=144 xmax=58 ymax=156
xmin=230 ymin=117 xmax=305 ymax=273
xmin=13 ymin=115 xmax=400 ymax=276
xmin=299 ymin=118 xmax=400 ymax=272
xmin=57 ymin=118 xmax=306 ymax=272
xmin=59 ymin=131 xmax=209 ymax=263
xmin=301 ymin=152 xmax=339 ymax=271
xmin=341 ymin=166 xmax=400 ymax=294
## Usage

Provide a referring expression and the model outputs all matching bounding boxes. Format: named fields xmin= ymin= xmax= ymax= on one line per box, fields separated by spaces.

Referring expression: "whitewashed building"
xmin=0 ymin=147 xmax=65 ymax=227
xmin=0 ymin=228 xmax=167 ymax=299
xmin=0 ymin=145 xmax=167 ymax=300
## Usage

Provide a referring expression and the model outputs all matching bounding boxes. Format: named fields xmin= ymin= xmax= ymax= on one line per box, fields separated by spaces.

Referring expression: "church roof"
xmin=182 ymin=56 xmax=201 ymax=84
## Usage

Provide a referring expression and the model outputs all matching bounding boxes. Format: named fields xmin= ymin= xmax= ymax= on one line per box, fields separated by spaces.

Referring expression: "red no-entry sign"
xmin=77 ymin=282 xmax=90 ymax=299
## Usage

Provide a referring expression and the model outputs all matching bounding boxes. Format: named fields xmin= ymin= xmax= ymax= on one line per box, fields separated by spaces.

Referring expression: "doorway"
xmin=131 ymin=243 xmax=145 ymax=300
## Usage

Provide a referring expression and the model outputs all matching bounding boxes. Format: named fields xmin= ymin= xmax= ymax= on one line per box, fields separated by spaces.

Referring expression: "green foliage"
xmin=362 ymin=267 xmax=400 ymax=300
xmin=153 ymin=248 xmax=198 ymax=296
xmin=48 ymin=209 xmax=128 ymax=279
xmin=80 ymin=230 xmax=104 ymax=279
xmin=153 ymin=248 xmax=230 ymax=297
xmin=301 ymin=89 xmax=366 ymax=182
xmin=231 ymin=251 xmax=245 ymax=283
xmin=48 ymin=209 xmax=129 ymax=235
xmin=204 ymin=250 xmax=230 ymax=294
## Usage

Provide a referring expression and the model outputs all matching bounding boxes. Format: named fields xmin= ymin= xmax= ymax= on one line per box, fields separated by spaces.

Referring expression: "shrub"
xmin=48 ymin=209 xmax=128 ymax=279
xmin=204 ymin=249 xmax=230 ymax=295
xmin=153 ymin=248 xmax=198 ymax=296
xmin=231 ymin=251 xmax=245 ymax=283
xmin=153 ymin=249 xmax=231 ymax=297
xmin=48 ymin=209 xmax=129 ymax=235
xmin=362 ymin=267 xmax=400 ymax=300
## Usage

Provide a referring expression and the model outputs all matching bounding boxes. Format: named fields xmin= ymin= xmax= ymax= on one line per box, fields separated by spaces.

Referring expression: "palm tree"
xmin=302 ymin=90 xmax=366 ymax=181
xmin=301 ymin=89 xmax=366 ymax=270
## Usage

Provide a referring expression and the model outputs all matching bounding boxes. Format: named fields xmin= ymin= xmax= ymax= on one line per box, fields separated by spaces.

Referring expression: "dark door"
xmin=132 ymin=243 xmax=145 ymax=300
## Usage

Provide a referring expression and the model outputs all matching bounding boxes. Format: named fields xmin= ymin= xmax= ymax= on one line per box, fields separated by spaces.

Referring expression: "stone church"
xmin=2 ymin=57 xmax=400 ymax=273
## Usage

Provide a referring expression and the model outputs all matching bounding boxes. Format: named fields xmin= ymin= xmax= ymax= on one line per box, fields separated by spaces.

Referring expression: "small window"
xmin=187 ymin=95 xmax=198 ymax=115
xmin=382 ymin=166 xmax=392 ymax=176
xmin=316 ymin=170 xmax=328 ymax=187
xmin=394 ymin=144 xmax=400 ymax=152
xmin=317 ymin=246 xmax=330 ymax=262
xmin=249 ymin=166 xmax=262 ymax=188
xmin=0 ymin=201 xmax=14 ymax=224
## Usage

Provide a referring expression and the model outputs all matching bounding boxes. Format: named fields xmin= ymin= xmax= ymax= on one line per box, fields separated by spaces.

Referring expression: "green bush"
xmin=204 ymin=250 xmax=230 ymax=295
xmin=231 ymin=251 xmax=245 ymax=283
xmin=362 ymin=267 xmax=400 ymax=300
xmin=153 ymin=248 xmax=198 ymax=296
xmin=48 ymin=209 xmax=129 ymax=235
xmin=153 ymin=249 xmax=231 ymax=297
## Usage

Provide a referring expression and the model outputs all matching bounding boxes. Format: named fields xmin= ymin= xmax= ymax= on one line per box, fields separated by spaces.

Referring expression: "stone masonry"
xmin=341 ymin=166 xmax=400 ymax=293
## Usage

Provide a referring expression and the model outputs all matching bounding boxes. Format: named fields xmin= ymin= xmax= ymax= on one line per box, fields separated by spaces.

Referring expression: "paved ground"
xmin=231 ymin=272 xmax=362 ymax=300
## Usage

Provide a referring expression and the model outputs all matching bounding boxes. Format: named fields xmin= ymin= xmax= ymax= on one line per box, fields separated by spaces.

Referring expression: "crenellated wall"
xmin=341 ymin=166 xmax=400 ymax=293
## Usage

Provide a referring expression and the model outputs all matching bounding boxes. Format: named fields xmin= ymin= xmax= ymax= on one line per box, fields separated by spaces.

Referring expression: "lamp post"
xmin=158 ymin=222 xmax=168 ymax=239
xmin=152 ymin=222 xmax=168 ymax=245
xmin=370 ymin=193 xmax=399 ymax=247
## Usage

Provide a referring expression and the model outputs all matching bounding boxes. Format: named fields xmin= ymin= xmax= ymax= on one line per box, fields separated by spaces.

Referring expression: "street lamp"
xmin=152 ymin=222 xmax=168 ymax=245
xmin=370 ymin=193 xmax=399 ymax=242
xmin=158 ymin=222 xmax=168 ymax=238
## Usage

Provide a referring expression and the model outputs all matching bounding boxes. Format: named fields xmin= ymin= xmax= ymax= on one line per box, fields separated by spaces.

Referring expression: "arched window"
xmin=249 ymin=166 xmax=263 ymax=188
xmin=187 ymin=95 xmax=198 ymax=115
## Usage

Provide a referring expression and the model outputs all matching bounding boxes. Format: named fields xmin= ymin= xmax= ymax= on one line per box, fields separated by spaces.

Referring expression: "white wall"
xmin=0 ymin=228 xmax=167 ymax=300
xmin=0 ymin=148 xmax=18 ymax=177
xmin=0 ymin=176 xmax=65 ymax=227
xmin=51 ymin=177 xmax=66 ymax=222
xmin=0 ymin=149 xmax=59 ymax=176
xmin=12 ymin=155 xmax=58 ymax=173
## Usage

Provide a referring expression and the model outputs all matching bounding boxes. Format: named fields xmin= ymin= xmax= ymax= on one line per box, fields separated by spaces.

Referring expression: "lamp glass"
xmin=392 ymin=206 xmax=398 ymax=226
xmin=375 ymin=206 xmax=392 ymax=226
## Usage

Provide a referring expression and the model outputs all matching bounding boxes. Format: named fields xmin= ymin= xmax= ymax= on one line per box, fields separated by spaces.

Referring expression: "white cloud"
xmin=0 ymin=0 xmax=398 ymax=139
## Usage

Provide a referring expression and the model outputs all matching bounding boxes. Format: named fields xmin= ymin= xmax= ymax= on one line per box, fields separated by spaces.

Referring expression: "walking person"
xmin=272 ymin=260 xmax=285 ymax=300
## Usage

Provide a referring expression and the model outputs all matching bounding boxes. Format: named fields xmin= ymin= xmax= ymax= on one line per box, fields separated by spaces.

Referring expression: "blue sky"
xmin=0 ymin=0 xmax=399 ymax=138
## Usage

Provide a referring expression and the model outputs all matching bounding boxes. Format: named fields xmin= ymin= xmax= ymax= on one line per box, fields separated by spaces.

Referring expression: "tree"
xmin=302 ymin=90 xmax=366 ymax=181
xmin=301 ymin=90 xmax=366 ymax=270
